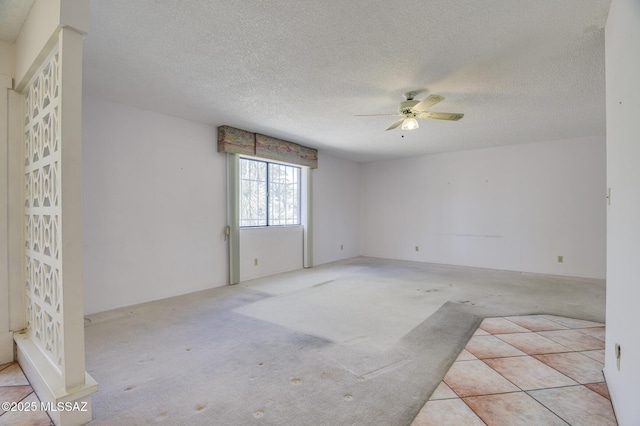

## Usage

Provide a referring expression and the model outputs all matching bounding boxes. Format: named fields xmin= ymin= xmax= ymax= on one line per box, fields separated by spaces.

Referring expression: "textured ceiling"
xmin=5 ymin=0 xmax=611 ymax=162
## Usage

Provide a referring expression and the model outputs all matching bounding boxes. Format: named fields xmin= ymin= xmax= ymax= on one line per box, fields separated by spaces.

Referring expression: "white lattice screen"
xmin=23 ymin=45 xmax=63 ymax=369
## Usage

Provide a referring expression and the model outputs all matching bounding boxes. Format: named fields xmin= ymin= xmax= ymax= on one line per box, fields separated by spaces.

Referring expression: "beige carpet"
xmin=84 ymin=257 xmax=605 ymax=425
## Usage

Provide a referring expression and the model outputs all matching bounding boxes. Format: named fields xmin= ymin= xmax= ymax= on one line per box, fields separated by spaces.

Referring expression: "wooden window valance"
xmin=217 ymin=125 xmax=318 ymax=169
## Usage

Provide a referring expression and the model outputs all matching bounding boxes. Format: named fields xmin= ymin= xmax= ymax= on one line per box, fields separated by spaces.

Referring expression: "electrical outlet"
xmin=615 ymin=343 xmax=621 ymax=371
xmin=254 ymin=258 xmax=258 ymax=266
xmin=415 ymin=246 xmax=419 ymax=252
xmin=557 ymin=255 xmax=563 ymax=263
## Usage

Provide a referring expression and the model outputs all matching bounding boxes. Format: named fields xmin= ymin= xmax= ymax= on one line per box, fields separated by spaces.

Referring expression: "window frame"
xmin=239 ymin=156 xmax=301 ymax=228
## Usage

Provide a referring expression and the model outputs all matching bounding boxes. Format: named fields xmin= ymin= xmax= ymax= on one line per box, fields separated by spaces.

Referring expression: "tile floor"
xmin=0 ymin=362 xmax=53 ymax=425
xmin=411 ymin=314 xmax=617 ymax=426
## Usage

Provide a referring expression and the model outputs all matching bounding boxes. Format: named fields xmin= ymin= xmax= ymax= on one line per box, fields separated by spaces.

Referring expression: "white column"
xmin=0 ymin=75 xmax=12 ymax=364
xmin=8 ymin=89 xmax=26 ymax=337
xmin=302 ymin=167 xmax=313 ymax=268
xmin=57 ymin=25 xmax=87 ymax=392
xmin=227 ymin=153 xmax=240 ymax=284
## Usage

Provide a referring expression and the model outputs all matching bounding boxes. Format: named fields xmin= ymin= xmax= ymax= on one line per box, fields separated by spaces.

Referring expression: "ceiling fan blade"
xmin=418 ymin=112 xmax=464 ymax=121
xmin=412 ymin=94 xmax=444 ymax=112
xmin=386 ymin=118 xmax=405 ymax=131
xmin=355 ymin=113 xmax=401 ymax=117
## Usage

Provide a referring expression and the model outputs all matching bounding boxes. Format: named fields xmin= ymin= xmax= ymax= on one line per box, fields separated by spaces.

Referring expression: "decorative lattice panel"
xmin=24 ymin=46 xmax=63 ymax=368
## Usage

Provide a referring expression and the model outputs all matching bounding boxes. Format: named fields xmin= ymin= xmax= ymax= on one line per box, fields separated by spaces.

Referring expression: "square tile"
xmin=0 ymin=363 xmax=30 ymax=386
xmin=412 ymin=314 xmax=614 ymax=426
xmin=479 ymin=317 xmax=530 ymax=334
xmin=455 ymin=349 xmax=477 ymax=361
xmin=483 ymin=356 xmax=577 ymax=390
xmin=429 ymin=381 xmax=458 ymax=400
xmin=533 ymin=352 xmax=605 ymax=384
xmin=538 ymin=329 xmax=605 ymax=351
xmin=0 ymin=392 xmax=53 ymax=425
xmin=503 ymin=315 xmax=568 ymax=332
xmin=464 ymin=392 xmax=568 ymax=426
xmin=443 ymin=360 xmax=519 ymax=397
xmin=541 ymin=315 xmax=604 ymax=329
xmin=585 ymin=382 xmax=610 ymax=400
xmin=496 ymin=332 xmax=571 ymax=355
xmin=577 ymin=327 xmax=606 ymax=341
xmin=464 ymin=335 xmax=526 ymax=359
xmin=580 ymin=349 xmax=605 ymax=364
xmin=411 ymin=398 xmax=485 ymax=426
xmin=528 ymin=385 xmax=617 ymax=426
xmin=0 ymin=386 xmax=34 ymax=415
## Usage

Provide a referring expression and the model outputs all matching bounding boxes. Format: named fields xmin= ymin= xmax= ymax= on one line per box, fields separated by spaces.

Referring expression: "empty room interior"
xmin=0 ymin=0 xmax=639 ymax=425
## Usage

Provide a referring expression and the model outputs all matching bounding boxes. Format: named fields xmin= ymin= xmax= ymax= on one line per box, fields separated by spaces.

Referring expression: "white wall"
xmin=82 ymin=95 xmax=228 ymax=314
xmin=359 ymin=137 xmax=606 ymax=279
xmin=604 ymin=1 xmax=640 ymax=424
xmin=237 ymin=152 xmax=361 ymax=280
xmin=82 ymin=97 xmax=363 ymax=311
xmin=240 ymin=227 xmax=303 ymax=281
xmin=0 ymin=40 xmax=15 ymax=77
xmin=312 ymin=153 xmax=360 ymax=265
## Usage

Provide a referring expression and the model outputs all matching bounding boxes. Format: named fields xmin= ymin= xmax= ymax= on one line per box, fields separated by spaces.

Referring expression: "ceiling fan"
xmin=357 ymin=91 xmax=464 ymax=131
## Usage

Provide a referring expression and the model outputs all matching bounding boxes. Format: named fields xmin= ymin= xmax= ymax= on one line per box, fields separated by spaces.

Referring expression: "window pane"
xmin=268 ymin=163 xmax=300 ymax=226
xmin=239 ymin=158 xmax=300 ymax=227
xmin=240 ymin=159 xmax=267 ymax=226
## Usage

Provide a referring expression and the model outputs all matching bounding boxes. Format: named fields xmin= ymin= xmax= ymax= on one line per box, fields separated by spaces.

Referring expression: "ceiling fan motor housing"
xmin=399 ymin=100 xmax=419 ymax=115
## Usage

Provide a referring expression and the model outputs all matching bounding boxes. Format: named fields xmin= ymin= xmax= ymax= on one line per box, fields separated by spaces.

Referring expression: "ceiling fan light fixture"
xmin=356 ymin=92 xmax=463 ymax=131
xmin=401 ymin=117 xmax=419 ymax=131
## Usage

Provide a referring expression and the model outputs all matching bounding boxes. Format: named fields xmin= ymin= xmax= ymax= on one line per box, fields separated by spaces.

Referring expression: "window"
xmin=239 ymin=158 xmax=300 ymax=227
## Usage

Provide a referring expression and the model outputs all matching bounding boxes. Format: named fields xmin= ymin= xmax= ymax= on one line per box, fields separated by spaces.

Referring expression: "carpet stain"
xmin=264 ymin=399 xmax=273 ymax=407
xmin=253 ymin=410 xmax=264 ymax=418
xmin=195 ymin=404 xmax=206 ymax=412
xmin=312 ymin=280 xmax=335 ymax=288
xmin=289 ymin=377 xmax=302 ymax=385
xmin=356 ymin=358 xmax=411 ymax=381
xmin=343 ymin=394 xmax=353 ymax=401
xmin=155 ymin=412 xmax=169 ymax=421
xmin=257 ymin=362 xmax=264 ymax=366
xmin=343 ymin=336 xmax=369 ymax=345
xmin=124 ymin=386 xmax=134 ymax=392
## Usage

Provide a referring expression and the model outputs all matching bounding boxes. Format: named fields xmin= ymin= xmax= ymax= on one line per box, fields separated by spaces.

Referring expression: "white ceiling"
xmin=0 ymin=0 xmax=34 ymax=41
xmin=3 ymin=0 xmax=611 ymax=162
